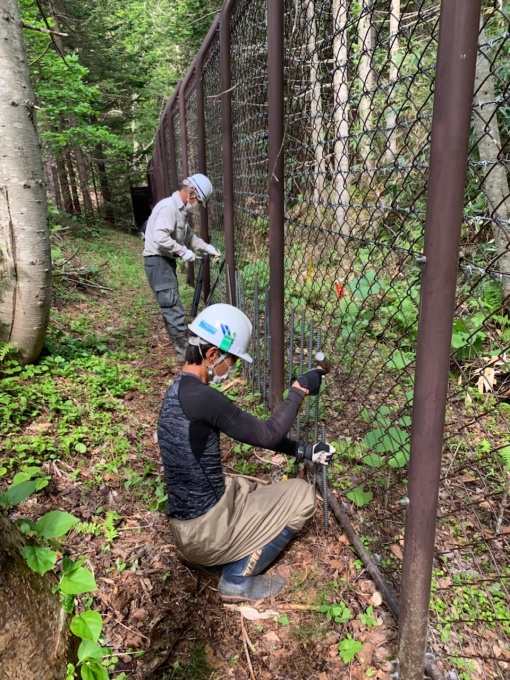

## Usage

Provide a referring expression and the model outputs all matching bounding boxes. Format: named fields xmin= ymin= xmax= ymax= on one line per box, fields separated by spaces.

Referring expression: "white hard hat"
xmin=183 ymin=173 xmax=213 ymax=204
xmin=188 ymin=303 xmax=253 ymax=363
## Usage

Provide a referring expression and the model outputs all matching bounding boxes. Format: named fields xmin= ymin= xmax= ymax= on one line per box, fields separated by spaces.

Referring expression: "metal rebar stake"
xmin=321 ymin=423 xmax=328 ymax=533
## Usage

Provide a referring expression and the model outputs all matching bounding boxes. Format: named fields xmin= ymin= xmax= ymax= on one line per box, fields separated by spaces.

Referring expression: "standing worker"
xmin=143 ymin=174 xmax=221 ymax=356
xmin=158 ymin=303 xmax=336 ymax=602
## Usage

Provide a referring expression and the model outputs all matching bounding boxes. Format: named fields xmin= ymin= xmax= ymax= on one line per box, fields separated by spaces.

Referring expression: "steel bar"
xmin=288 ymin=309 xmax=295 ymax=389
xmin=397 ymin=2 xmax=482 ymax=679
xmin=267 ymin=0 xmax=285 ymax=406
xmin=304 ymin=322 xmax=314 ymax=442
xmin=305 ymin=461 xmax=445 ymax=680
xmin=321 ymin=423 xmax=328 ymax=533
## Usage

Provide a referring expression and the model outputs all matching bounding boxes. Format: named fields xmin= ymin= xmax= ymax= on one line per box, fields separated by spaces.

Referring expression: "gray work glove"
xmin=178 ymin=245 xmax=196 ymax=262
xmin=296 ymin=441 xmax=336 ymax=466
xmin=296 ymin=368 xmax=325 ymax=395
xmin=205 ymin=244 xmax=222 ymax=264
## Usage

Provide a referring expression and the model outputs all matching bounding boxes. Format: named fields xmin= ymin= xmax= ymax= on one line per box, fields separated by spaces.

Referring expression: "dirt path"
xmin=15 ymin=231 xmax=398 ymax=679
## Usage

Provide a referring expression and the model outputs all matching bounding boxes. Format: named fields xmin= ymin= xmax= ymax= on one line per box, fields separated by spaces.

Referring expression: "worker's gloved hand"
xmin=178 ymin=245 xmax=196 ymax=262
xmin=296 ymin=368 xmax=325 ymax=395
xmin=306 ymin=442 xmax=336 ymax=466
xmin=205 ymin=244 xmax=222 ymax=264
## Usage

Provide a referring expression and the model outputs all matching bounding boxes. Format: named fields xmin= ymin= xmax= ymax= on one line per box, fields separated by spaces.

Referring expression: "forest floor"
xmin=4 ymin=228 xmax=401 ymax=679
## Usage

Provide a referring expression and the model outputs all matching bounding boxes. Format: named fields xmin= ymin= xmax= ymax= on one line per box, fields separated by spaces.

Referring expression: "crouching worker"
xmin=157 ymin=303 xmax=336 ymax=602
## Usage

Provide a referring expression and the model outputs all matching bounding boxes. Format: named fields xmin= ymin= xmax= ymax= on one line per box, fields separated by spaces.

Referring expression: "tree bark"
xmin=306 ymin=0 xmax=326 ymax=203
xmin=95 ymin=144 xmax=115 ymax=225
xmin=56 ymin=152 xmax=73 ymax=213
xmin=65 ymin=149 xmax=81 ymax=214
xmin=0 ymin=514 xmax=73 ymax=679
xmin=50 ymin=161 xmax=63 ymax=210
xmin=473 ymin=25 xmax=510 ymax=304
xmin=0 ymin=0 xmax=51 ymax=363
xmin=332 ymin=0 xmax=350 ymax=236
xmin=386 ymin=0 xmax=401 ymax=165
xmin=357 ymin=0 xmax=376 ymax=169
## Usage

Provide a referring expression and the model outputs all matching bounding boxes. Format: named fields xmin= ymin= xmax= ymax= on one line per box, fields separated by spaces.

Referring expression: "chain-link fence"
xmin=148 ymin=1 xmax=510 ymax=677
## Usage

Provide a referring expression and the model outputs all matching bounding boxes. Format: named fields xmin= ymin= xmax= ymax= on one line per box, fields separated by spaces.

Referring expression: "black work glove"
xmin=296 ymin=441 xmax=336 ymax=466
xmin=296 ymin=368 xmax=325 ymax=395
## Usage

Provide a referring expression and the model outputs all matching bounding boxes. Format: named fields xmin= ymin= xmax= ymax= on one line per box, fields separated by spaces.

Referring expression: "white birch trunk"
xmin=473 ymin=26 xmax=510 ymax=304
xmin=332 ymin=0 xmax=350 ymax=235
xmin=386 ymin=0 xmax=400 ymax=165
xmin=0 ymin=1 xmax=51 ymax=363
xmin=358 ymin=0 xmax=376 ymax=169
xmin=306 ymin=0 xmax=326 ymax=203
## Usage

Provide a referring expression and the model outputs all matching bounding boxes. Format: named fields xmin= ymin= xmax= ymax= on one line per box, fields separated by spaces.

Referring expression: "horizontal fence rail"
xmin=148 ymin=1 xmax=510 ymax=678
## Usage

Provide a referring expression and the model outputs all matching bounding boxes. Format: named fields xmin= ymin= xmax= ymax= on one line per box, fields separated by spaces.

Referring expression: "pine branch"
xmin=22 ymin=22 xmax=68 ymax=38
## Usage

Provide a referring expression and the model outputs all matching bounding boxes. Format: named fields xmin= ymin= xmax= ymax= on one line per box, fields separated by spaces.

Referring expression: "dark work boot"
xmin=171 ymin=335 xmax=188 ymax=356
xmin=217 ymin=526 xmax=296 ymax=602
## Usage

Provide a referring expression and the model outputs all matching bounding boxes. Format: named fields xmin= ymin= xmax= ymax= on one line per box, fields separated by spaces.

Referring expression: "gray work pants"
xmin=144 ymin=255 xmax=186 ymax=338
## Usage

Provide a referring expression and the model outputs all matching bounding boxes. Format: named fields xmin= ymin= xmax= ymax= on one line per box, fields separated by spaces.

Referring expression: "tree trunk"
xmin=65 ymin=149 xmax=81 ymax=214
xmin=386 ymin=0 xmax=401 ymax=165
xmin=73 ymin=140 xmax=94 ymax=223
xmin=0 ymin=0 xmax=51 ymax=363
xmin=50 ymin=161 xmax=63 ymax=211
xmin=306 ymin=0 xmax=326 ymax=203
xmin=95 ymin=144 xmax=115 ymax=225
xmin=358 ymin=0 xmax=376 ymax=170
xmin=47 ymin=1 xmax=94 ymax=224
xmin=0 ymin=514 xmax=73 ymax=679
xmin=56 ymin=153 xmax=73 ymax=213
xmin=473 ymin=25 xmax=510 ymax=304
xmin=332 ymin=0 xmax=350 ymax=236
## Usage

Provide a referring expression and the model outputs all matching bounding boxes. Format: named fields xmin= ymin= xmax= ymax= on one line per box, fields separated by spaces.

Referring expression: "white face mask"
xmin=184 ymin=200 xmax=200 ymax=215
xmin=212 ymin=365 xmax=236 ymax=384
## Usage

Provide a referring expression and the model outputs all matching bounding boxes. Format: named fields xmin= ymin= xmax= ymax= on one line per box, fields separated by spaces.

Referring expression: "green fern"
xmin=482 ymin=280 xmax=504 ymax=313
xmin=0 ymin=342 xmax=18 ymax=363
xmin=500 ymin=446 xmax=510 ymax=471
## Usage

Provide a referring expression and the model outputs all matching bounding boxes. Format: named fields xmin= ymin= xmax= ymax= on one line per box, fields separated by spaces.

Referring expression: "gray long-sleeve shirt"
xmin=143 ymin=191 xmax=209 ymax=257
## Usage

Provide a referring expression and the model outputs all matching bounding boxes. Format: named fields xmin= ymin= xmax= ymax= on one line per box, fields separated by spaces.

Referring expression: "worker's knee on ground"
xmin=283 ymin=478 xmax=316 ymax=532
xmin=155 ymin=283 xmax=179 ymax=308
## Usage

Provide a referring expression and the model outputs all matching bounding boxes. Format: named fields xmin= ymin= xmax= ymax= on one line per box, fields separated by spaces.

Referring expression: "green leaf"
xmin=5 ymin=480 xmax=37 ymax=507
xmin=71 ymin=611 xmax=103 ymax=642
xmin=276 ymin=615 xmax=290 ymax=625
xmin=36 ymin=511 xmax=79 ymax=538
xmin=75 ymin=443 xmax=87 ymax=453
xmin=388 ymin=446 xmax=410 ymax=469
xmin=80 ymin=660 xmax=109 ymax=680
xmin=21 ymin=546 xmax=57 ymax=575
xmin=338 ymin=636 xmax=363 ymax=663
xmin=347 ymin=486 xmax=373 ymax=507
xmin=77 ymin=639 xmax=104 ymax=663
xmin=362 ymin=453 xmax=383 ymax=468
xmin=60 ymin=567 xmax=97 ymax=594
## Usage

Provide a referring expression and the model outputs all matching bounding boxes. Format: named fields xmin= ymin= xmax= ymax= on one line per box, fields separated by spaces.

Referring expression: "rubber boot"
xmin=171 ymin=335 xmax=188 ymax=356
xmin=217 ymin=526 xmax=296 ymax=602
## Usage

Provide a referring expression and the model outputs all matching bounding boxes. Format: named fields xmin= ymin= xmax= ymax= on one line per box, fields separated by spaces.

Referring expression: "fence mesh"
xmin=150 ymin=1 xmax=510 ymax=677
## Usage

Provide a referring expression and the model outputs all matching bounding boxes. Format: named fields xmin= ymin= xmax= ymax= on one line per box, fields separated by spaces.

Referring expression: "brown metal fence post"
xmin=397 ymin=2 xmax=482 ymax=679
xmin=179 ymin=61 xmax=196 ymax=288
xmin=196 ymin=18 xmax=219 ymax=304
xmin=220 ymin=0 xmax=236 ymax=305
xmin=158 ymin=126 xmax=170 ymax=197
xmin=163 ymin=85 xmax=181 ymax=193
xmin=267 ymin=0 xmax=285 ymax=407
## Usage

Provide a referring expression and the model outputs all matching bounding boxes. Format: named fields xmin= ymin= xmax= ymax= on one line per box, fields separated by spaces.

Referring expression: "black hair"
xmin=184 ymin=340 xmax=215 ymax=365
